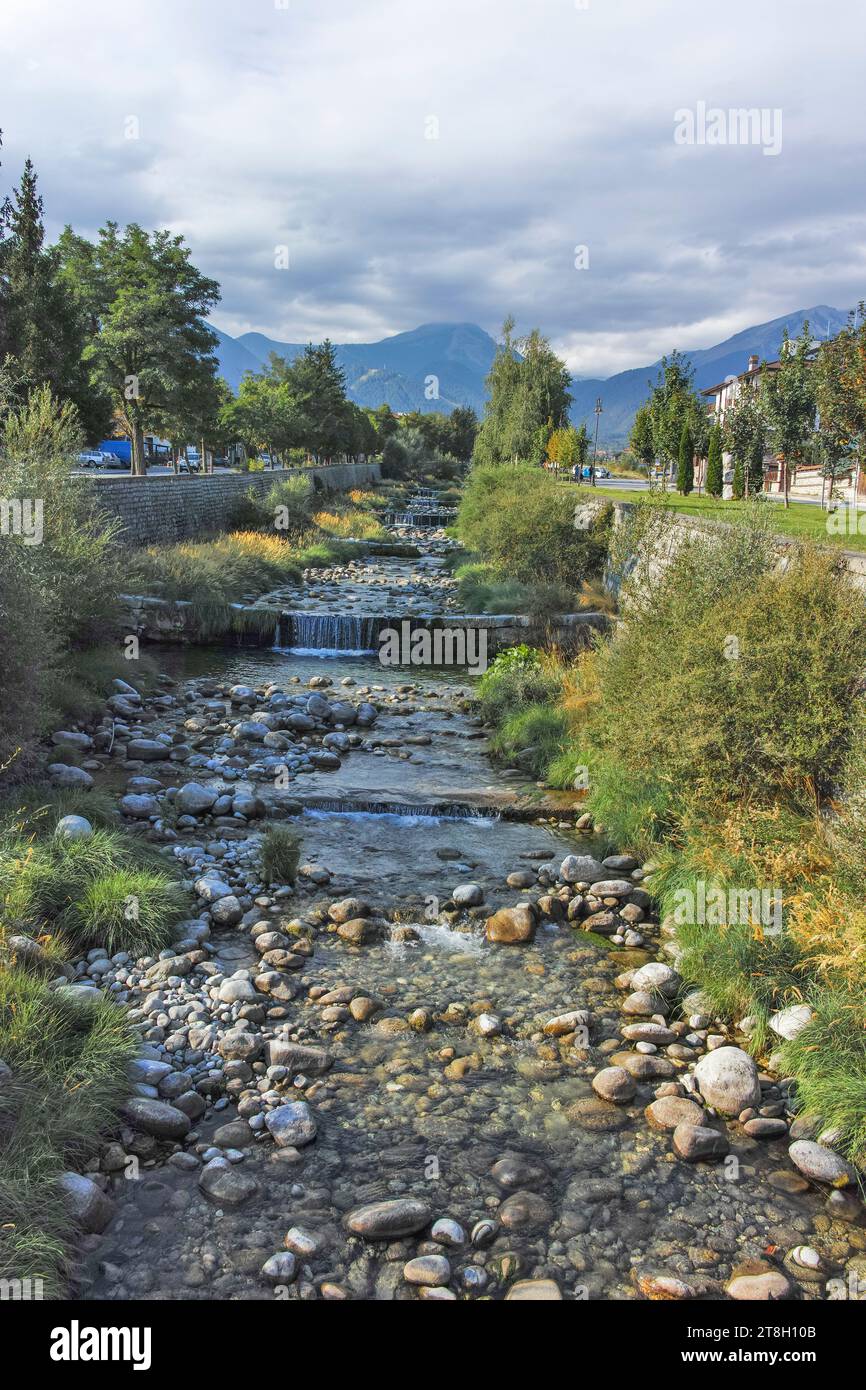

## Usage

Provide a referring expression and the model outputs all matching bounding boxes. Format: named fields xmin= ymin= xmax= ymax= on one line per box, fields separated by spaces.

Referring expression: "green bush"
xmin=590 ymin=519 xmax=866 ymax=811
xmin=477 ymin=646 xmax=563 ymax=726
xmin=457 ymin=462 xmax=611 ymax=589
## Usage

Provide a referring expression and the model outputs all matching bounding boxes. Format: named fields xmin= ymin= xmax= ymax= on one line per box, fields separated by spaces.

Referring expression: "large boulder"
xmin=175 ymin=782 xmax=219 ymax=816
xmin=560 ymin=854 xmax=605 ymax=884
xmin=485 ymin=904 xmax=536 ymax=944
xmin=693 ymin=1046 xmax=761 ymax=1116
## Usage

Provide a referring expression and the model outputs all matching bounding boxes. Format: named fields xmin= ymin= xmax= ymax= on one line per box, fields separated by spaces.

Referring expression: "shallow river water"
xmin=79 ymin=559 xmax=865 ymax=1302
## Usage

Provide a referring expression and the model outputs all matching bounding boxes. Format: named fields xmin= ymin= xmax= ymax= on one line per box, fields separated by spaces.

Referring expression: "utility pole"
xmin=591 ymin=397 xmax=603 ymax=486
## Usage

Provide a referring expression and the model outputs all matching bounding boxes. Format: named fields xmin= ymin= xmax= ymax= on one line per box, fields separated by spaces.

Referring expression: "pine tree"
xmin=706 ymin=423 xmax=723 ymax=496
xmin=0 ymin=158 xmax=105 ymax=434
xmin=676 ymin=422 xmax=694 ymax=494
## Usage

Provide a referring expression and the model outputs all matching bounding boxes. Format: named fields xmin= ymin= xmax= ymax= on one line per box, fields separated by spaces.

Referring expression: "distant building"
xmin=699 ymin=352 xmax=863 ymax=504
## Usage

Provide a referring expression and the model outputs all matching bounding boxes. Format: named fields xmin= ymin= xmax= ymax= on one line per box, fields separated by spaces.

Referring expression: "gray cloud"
xmin=1 ymin=0 xmax=863 ymax=376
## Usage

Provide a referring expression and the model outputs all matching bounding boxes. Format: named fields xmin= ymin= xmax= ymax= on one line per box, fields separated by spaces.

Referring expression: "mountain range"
xmin=209 ymin=305 xmax=848 ymax=447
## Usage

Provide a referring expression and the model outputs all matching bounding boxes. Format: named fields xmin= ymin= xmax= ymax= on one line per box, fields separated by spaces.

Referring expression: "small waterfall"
xmin=277 ymin=612 xmax=389 ymax=654
xmin=301 ymin=800 xmax=499 ymax=823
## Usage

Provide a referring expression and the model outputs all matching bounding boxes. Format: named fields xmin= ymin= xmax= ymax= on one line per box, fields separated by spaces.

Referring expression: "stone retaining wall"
xmin=89 ymin=462 xmax=381 ymax=546
xmin=573 ymin=497 xmax=866 ymax=597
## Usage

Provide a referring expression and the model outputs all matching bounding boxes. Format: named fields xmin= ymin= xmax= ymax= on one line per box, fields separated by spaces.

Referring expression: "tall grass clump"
xmin=259 ymin=824 xmax=302 ymax=885
xmin=0 ymin=384 xmax=127 ymax=774
xmin=0 ymin=825 xmax=185 ymax=957
xmin=0 ymin=965 xmax=135 ymax=1297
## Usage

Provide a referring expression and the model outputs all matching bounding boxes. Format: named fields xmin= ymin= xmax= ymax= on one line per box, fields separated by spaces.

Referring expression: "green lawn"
xmin=571 ymin=484 xmax=866 ymax=551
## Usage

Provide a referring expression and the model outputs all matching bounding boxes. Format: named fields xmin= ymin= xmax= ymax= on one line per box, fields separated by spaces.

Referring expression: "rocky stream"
xmin=52 ymin=503 xmax=865 ymax=1302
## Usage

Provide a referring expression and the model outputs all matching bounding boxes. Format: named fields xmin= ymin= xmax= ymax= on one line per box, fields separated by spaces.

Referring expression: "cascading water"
xmin=277 ymin=612 xmax=388 ymax=655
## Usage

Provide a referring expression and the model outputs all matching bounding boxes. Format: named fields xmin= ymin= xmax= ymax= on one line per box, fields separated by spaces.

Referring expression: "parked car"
xmin=572 ymin=463 xmax=610 ymax=481
xmin=177 ymin=456 xmax=201 ymax=473
xmin=77 ymin=449 xmax=122 ymax=468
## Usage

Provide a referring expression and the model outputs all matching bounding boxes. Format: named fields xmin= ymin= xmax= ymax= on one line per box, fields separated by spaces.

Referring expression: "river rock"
xmin=452 ymin=883 xmax=484 ymax=906
xmin=121 ymin=1097 xmax=191 ymax=1140
xmin=543 ymin=1009 xmax=591 ymax=1037
xmin=490 ymin=1153 xmax=549 ymax=1190
xmin=54 ymin=814 xmax=93 ymax=840
xmin=264 ymin=1101 xmax=317 ymax=1147
xmin=560 ymin=854 xmax=605 ymax=883
xmin=622 ymin=990 xmax=670 ymax=1017
xmin=265 ymin=1039 xmax=332 ymax=1074
xmin=788 ymin=1140 xmax=856 ymax=1187
xmin=726 ymin=1270 xmax=792 ymax=1301
xmin=768 ymin=1004 xmax=814 ymax=1040
xmin=328 ymin=897 xmax=370 ymax=923
xmin=59 ymin=1172 xmax=115 ymax=1233
xmin=199 ymin=1158 xmax=259 ymax=1206
xmin=693 ymin=1046 xmax=761 ymax=1115
xmin=622 ymin=1022 xmax=677 ymax=1045
xmin=645 ymin=1096 xmax=705 ymax=1131
xmin=195 ymin=876 xmax=233 ymax=902
xmin=210 ymin=894 xmax=243 ymax=927
xmin=505 ymin=1279 xmax=562 ymax=1300
xmin=743 ymin=1117 xmax=789 ymax=1139
xmin=175 ymin=782 xmax=219 ymax=816
xmin=261 ymin=1251 xmax=297 ymax=1283
xmin=498 ymin=1190 xmax=553 ymax=1232
xmin=403 ymin=1255 xmax=451 ymax=1286
xmin=120 ymin=793 xmax=159 ymax=819
xmin=672 ymin=1122 xmax=730 ymax=1161
xmin=345 ymin=1198 xmax=432 ymax=1239
xmin=592 ymin=1066 xmax=636 ymax=1103
xmin=630 ymin=962 xmax=682 ymax=999
xmin=48 ymin=764 xmax=94 ymax=788
xmin=126 ymin=739 xmax=166 ymax=762
xmin=485 ymin=904 xmax=536 ymax=944
xmin=588 ymin=879 xmax=634 ymax=898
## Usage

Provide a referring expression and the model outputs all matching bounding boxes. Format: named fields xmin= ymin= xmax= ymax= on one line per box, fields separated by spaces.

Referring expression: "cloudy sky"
xmin=1 ymin=0 xmax=863 ymax=376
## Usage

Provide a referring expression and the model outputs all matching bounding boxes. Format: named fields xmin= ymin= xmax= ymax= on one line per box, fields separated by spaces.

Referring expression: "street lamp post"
xmin=591 ymin=397 xmax=603 ymax=486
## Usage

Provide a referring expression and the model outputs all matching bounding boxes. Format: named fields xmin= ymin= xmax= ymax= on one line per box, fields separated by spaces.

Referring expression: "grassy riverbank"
xmin=476 ymin=503 xmax=866 ymax=1166
xmin=571 ymin=483 xmax=866 ymax=550
xmin=0 ymin=790 xmax=186 ymax=1295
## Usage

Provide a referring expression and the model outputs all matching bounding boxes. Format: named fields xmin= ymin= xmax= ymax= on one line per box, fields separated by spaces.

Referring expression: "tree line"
xmin=0 ymin=139 xmax=477 ymax=475
xmin=629 ymin=316 xmax=866 ymax=506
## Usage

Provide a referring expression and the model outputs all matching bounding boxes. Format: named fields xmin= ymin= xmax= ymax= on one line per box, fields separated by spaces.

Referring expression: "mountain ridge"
xmin=209 ymin=306 xmax=848 ymax=445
